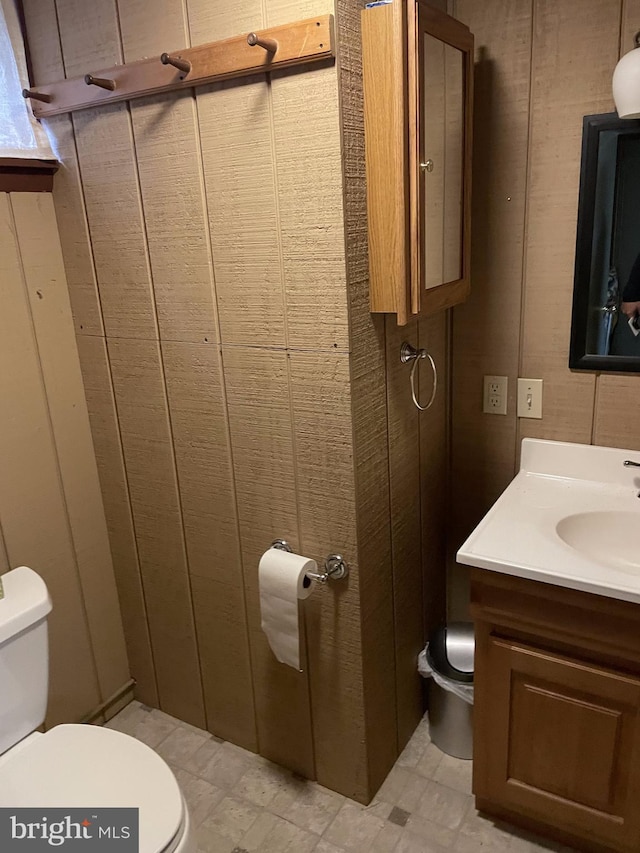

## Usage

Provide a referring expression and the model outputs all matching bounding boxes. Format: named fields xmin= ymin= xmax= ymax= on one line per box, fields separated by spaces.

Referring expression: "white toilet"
xmin=0 ymin=566 xmax=196 ymax=853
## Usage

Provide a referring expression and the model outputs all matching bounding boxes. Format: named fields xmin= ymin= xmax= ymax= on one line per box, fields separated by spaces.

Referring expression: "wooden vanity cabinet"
xmin=471 ymin=569 xmax=640 ymax=853
xmin=361 ymin=1 xmax=473 ymax=325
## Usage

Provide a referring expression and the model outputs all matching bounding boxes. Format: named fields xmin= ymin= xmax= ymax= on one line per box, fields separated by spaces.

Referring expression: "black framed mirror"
xmin=570 ymin=113 xmax=640 ymax=372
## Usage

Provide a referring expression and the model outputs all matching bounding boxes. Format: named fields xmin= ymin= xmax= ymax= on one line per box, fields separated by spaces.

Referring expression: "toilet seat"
xmin=0 ymin=724 xmax=184 ymax=853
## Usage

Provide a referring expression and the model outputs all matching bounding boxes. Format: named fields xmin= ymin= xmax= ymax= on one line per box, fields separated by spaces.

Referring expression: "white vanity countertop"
xmin=457 ymin=438 xmax=640 ymax=604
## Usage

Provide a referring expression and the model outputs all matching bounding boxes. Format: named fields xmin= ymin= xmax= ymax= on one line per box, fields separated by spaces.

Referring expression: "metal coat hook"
xmin=247 ymin=32 xmax=279 ymax=53
xmin=160 ymin=53 xmax=192 ymax=75
xmin=22 ymin=88 xmax=52 ymax=103
xmin=400 ymin=342 xmax=438 ymax=412
xmin=84 ymin=74 xmax=116 ymax=91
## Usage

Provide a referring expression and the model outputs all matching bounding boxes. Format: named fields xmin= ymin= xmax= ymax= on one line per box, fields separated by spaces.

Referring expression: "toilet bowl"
xmin=0 ymin=566 xmax=195 ymax=853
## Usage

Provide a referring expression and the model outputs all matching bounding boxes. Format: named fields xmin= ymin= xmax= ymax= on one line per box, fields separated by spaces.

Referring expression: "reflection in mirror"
xmin=570 ymin=113 xmax=640 ymax=371
xmin=422 ymin=35 xmax=464 ymax=290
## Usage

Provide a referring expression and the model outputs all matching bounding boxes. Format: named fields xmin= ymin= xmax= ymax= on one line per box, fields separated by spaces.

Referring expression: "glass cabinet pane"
xmin=422 ymin=34 xmax=464 ymax=289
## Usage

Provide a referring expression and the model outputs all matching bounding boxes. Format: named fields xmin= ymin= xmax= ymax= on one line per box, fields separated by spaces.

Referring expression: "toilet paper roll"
xmin=259 ymin=548 xmax=316 ymax=671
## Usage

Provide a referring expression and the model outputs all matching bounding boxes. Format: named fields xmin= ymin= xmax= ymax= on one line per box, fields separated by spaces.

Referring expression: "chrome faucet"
xmin=624 ymin=460 xmax=640 ymax=497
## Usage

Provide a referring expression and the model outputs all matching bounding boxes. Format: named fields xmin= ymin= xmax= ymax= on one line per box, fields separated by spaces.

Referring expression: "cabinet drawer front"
xmin=477 ymin=635 xmax=640 ymax=850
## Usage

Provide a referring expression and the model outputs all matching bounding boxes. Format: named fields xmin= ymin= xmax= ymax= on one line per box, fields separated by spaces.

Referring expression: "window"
xmin=0 ymin=0 xmax=52 ymax=158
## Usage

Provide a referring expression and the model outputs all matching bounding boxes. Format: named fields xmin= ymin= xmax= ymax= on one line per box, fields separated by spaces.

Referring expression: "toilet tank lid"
xmin=0 ymin=567 xmax=52 ymax=645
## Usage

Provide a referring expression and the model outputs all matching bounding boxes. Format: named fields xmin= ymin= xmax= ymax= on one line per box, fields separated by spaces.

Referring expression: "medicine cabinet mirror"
xmin=570 ymin=112 xmax=640 ymax=372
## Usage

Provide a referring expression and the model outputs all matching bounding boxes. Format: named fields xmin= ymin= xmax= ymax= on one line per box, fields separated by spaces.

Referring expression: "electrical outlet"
xmin=517 ymin=378 xmax=543 ymax=419
xmin=483 ymin=375 xmax=508 ymax=415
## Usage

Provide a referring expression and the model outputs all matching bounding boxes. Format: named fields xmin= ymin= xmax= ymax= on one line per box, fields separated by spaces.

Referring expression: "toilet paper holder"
xmin=271 ymin=540 xmax=349 ymax=583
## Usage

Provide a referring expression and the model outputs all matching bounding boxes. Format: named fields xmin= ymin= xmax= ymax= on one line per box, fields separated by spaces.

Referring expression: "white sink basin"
xmin=556 ymin=511 xmax=640 ymax=574
xmin=457 ymin=439 xmax=640 ymax=604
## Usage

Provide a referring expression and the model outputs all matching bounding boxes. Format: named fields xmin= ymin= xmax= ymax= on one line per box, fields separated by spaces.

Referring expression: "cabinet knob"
xmin=420 ymin=159 xmax=434 ymax=172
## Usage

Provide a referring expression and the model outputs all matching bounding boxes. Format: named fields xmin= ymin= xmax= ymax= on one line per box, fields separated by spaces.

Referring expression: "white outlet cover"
xmin=483 ymin=375 xmax=508 ymax=415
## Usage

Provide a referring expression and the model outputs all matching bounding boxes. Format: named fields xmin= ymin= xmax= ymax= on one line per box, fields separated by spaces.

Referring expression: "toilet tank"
xmin=0 ymin=567 xmax=52 ymax=755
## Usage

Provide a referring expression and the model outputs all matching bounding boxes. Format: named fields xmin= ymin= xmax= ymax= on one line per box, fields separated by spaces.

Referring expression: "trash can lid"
xmin=426 ymin=622 xmax=474 ymax=683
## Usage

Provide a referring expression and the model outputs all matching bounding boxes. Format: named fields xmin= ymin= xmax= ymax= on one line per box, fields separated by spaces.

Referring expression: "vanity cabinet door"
xmin=362 ymin=1 xmax=473 ymax=326
xmin=475 ymin=634 xmax=640 ymax=852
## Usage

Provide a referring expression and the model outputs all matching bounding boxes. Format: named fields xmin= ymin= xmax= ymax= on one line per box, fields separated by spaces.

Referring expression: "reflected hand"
xmin=621 ymin=301 xmax=640 ymax=318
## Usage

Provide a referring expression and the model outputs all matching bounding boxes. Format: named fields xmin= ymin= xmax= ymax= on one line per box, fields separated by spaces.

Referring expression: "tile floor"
xmin=106 ymin=702 xmax=576 ymax=853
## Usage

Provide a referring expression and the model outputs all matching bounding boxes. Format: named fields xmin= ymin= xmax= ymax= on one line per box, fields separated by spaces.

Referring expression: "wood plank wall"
xmin=450 ymin=0 xmax=640 ymax=618
xmin=336 ymin=0 xmax=451 ymax=767
xmin=22 ymin=0 xmax=446 ymax=802
xmin=0 ymin=191 xmax=130 ymax=725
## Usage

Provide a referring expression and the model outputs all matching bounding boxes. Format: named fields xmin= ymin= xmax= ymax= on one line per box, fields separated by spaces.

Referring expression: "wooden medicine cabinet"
xmin=362 ymin=1 xmax=473 ymax=325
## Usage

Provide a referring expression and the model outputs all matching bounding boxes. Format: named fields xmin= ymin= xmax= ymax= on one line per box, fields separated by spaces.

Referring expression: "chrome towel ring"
xmin=400 ymin=342 xmax=438 ymax=412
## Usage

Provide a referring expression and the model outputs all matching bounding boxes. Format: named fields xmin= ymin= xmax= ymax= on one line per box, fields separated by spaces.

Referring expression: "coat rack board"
xmin=23 ymin=15 xmax=334 ymax=119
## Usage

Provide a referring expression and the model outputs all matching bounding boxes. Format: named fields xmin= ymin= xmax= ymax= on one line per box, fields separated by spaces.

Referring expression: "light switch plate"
xmin=517 ymin=378 xmax=543 ymax=419
xmin=483 ymin=375 xmax=508 ymax=415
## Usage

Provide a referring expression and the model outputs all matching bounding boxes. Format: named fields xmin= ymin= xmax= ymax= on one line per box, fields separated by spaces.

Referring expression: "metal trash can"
xmin=426 ymin=622 xmax=474 ymax=760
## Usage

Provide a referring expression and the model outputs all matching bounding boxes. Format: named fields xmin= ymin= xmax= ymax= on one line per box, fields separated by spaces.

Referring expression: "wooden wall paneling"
xmin=189 ymin=0 xmax=285 ymax=348
xmin=288 ymin=350 xmax=366 ymax=797
xmin=108 ymin=337 xmax=205 ymax=727
xmin=267 ymin=0 xmax=348 ymax=351
xmin=75 ymin=334 xmax=158 ymax=707
xmin=223 ymin=346 xmax=314 ymax=777
xmin=162 ymin=341 xmax=256 ymax=748
xmin=21 ymin=0 xmax=64 ymax=84
xmin=593 ymin=375 xmax=640 ymax=451
xmin=189 ymin=0 xmax=331 ymax=43
xmin=385 ymin=317 xmax=424 ymax=749
xmin=71 ymin=103 xmax=159 ymax=341
xmin=117 ymin=0 xmax=255 ymax=742
xmin=55 ymin=0 xmax=121 ymax=79
xmin=128 ymin=93 xmax=219 ymax=344
xmin=594 ymin=0 xmax=640 ymax=449
xmin=190 ymin=0 xmax=314 ymax=767
xmin=418 ymin=315 xmax=449 ymax=626
xmin=187 ymin=0 xmax=260 ymax=44
xmin=269 ymin=0 xmax=366 ymax=790
xmin=57 ymin=2 xmax=153 ymax=342
xmin=0 ymin=193 xmax=100 ymax=724
xmin=518 ymin=0 xmax=620 ymax=446
xmin=266 ymin=0 xmax=332 ymax=25
xmin=195 ymin=76 xmax=287 ymax=347
xmin=21 ymin=0 xmax=104 ymax=337
xmin=116 ymin=0 xmax=188 ymax=63
xmin=10 ymin=192 xmax=129 ymax=702
xmin=47 ymin=115 xmax=106 ymax=336
xmin=23 ymin=0 xmax=152 ymax=700
xmin=450 ymin=0 xmax=533 ymax=619
xmin=55 ymin=0 xmax=206 ymax=724
xmin=270 ymin=64 xmax=349 ymax=351
xmin=117 ymin=1 xmax=218 ymax=346
xmin=335 ymin=0 xmax=398 ymax=800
